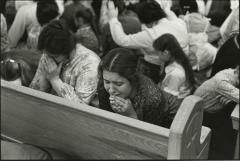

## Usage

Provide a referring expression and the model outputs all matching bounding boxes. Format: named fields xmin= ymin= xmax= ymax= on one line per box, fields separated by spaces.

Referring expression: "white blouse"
xmin=160 ymin=62 xmax=192 ymax=99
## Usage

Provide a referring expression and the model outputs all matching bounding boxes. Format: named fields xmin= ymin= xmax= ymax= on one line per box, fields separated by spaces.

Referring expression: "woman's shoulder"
xmin=76 ymin=44 xmax=100 ymax=62
xmin=137 ymin=74 xmax=163 ymax=98
xmin=166 ymin=62 xmax=185 ymax=76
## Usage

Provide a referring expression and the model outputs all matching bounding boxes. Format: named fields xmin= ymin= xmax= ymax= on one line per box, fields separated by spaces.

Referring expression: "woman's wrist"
xmin=124 ymin=107 xmax=138 ymax=119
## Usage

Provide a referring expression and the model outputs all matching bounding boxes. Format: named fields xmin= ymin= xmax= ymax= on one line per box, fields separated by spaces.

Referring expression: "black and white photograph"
xmin=0 ymin=0 xmax=239 ymax=159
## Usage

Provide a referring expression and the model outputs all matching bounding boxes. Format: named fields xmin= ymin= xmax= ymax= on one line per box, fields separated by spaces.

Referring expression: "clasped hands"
xmin=41 ymin=55 xmax=63 ymax=82
xmin=109 ymin=95 xmax=138 ymax=118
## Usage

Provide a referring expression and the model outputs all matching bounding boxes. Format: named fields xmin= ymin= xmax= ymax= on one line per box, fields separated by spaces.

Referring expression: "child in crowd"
xmin=61 ymin=1 xmax=86 ymax=33
xmin=98 ymin=48 xmax=166 ymax=126
xmin=75 ymin=8 xmax=100 ymax=53
xmin=153 ymin=34 xmax=195 ymax=126
xmin=30 ymin=19 xmax=100 ymax=105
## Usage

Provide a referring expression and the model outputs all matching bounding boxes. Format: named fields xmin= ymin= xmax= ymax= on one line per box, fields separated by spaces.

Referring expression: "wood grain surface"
xmin=1 ymin=80 xmax=168 ymax=159
xmin=1 ymin=80 xmax=211 ymax=159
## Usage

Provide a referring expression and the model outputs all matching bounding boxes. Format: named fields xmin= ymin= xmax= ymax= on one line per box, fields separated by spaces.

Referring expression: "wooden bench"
xmin=1 ymin=80 xmax=211 ymax=159
xmin=231 ymin=104 xmax=239 ymax=159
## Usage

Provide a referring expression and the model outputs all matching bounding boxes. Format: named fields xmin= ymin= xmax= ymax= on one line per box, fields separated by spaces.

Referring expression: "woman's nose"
xmin=108 ymin=84 xmax=116 ymax=95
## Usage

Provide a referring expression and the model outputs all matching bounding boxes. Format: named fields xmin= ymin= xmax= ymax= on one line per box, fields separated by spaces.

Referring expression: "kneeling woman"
xmin=153 ymin=34 xmax=196 ymax=127
xmin=98 ymin=48 xmax=165 ymax=126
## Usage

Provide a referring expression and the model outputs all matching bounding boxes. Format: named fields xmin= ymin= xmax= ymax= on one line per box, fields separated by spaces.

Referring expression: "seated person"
xmin=98 ymin=48 xmax=166 ymax=126
xmin=153 ymin=34 xmax=196 ymax=127
xmin=61 ymin=0 xmax=96 ymax=33
xmin=194 ymin=66 xmax=239 ymax=128
xmin=61 ymin=1 xmax=85 ymax=33
xmin=211 ymin=33 xmax=239 ymax=77
xmin=8 ymin=1 xmax=60 ymax=50
xmin=75 ymin=8 xmax=100 ymax=54
xmin=30 ymin=19 xmax=100 ymax=105
xmin=1 ymin=49 xmax=41 ymax=87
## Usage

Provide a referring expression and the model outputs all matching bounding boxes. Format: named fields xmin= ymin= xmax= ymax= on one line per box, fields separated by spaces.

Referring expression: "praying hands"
xmin=109 ymin=95 xmax=138 ymax=119
xmin=42 ymin=55 xmax=63 ymax=82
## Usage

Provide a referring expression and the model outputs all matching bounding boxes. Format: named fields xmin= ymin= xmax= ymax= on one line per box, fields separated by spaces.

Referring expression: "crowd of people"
xmin=1 ymin=0 xmax=239 ymax=159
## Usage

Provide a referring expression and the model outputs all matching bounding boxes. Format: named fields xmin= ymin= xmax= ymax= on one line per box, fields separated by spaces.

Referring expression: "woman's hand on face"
xmin=107 ymin=0 xmax=118 ymax=20
xmin=109 ymin=95 xmax=137 ymax=117
xmin=43 ymin=55 xmax=63 ymax=81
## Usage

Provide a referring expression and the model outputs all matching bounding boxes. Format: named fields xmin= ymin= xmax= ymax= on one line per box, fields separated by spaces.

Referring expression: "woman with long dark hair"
xmin=98 ymin=48 xmax=166 ymax=126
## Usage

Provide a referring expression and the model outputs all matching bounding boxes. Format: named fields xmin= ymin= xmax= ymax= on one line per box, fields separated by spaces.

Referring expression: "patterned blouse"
xmin=194 ymin=68 xmax=239 ymax=113
xmin=132 ymin=74 xmax=165 ymax=126
xmin=30 ymin=44 xmax=100 ymax=104
xmin=98 ymin=74 xmax=165 ymax=126
xmin=1 ymin=14 xmax=9 ymax=52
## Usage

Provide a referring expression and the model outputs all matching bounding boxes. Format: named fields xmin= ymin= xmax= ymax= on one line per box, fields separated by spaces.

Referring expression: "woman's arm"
xmin=8 ymin=6 xmax=30 ymax=48
xmin=217 ymin=80 xmax=239 ymax=103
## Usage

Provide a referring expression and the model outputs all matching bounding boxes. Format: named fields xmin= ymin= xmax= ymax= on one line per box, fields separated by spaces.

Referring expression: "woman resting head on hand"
xmin=98 ymin=48 xmax=165 ymax=126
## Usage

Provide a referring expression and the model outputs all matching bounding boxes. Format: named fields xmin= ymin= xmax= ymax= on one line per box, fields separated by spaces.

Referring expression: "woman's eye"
xmin=104 ymin=80 xmax=110 ymax=84
xmin=116 ymin=83 xmax=123 ymax=86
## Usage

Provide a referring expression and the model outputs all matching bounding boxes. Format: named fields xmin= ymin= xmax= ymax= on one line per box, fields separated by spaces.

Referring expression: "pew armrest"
xmin=167 ymin=95 xmax=211 ymax=159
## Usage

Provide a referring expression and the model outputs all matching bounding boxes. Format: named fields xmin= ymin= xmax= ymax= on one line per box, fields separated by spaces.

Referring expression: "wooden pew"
xmin=1 ymin=80 xmax=211 ymax=159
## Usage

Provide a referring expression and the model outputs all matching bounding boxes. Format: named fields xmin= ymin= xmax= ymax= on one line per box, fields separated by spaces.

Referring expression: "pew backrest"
xmin=1 ymin=80 xmax=211 ymax=159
